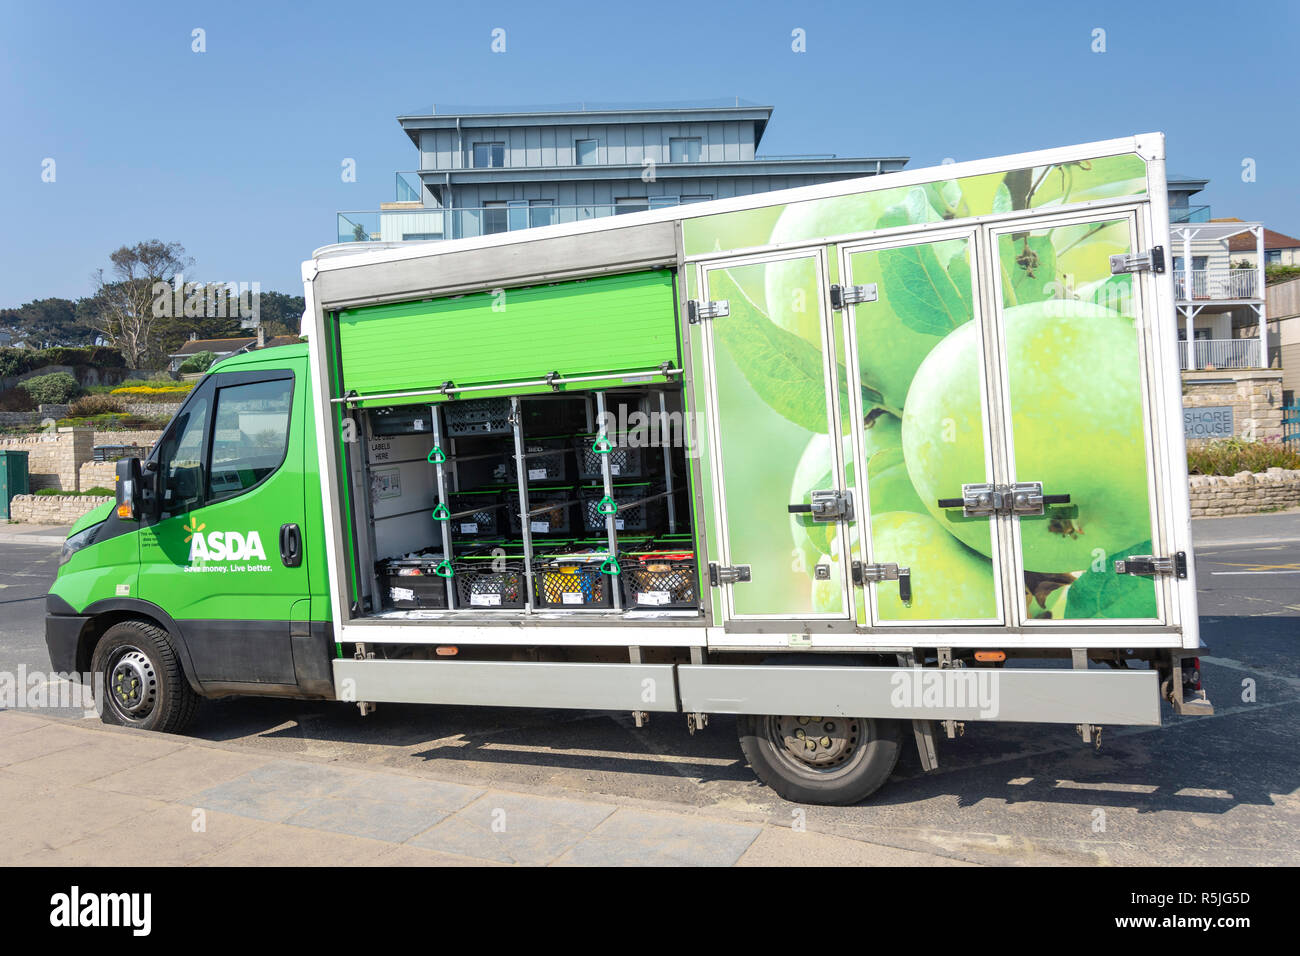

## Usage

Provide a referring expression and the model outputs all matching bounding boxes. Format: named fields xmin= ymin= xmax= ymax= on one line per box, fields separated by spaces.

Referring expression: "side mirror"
xmin=115 ymin=457 xmax=144 ymax=521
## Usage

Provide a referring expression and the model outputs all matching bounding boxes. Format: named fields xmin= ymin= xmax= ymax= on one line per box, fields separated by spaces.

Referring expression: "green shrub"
xmin=69 ymin=393 xmax=126 ymax=416
xmin=1187 ymin=438 xmax=1300 ymax=475
xmin=0 ymin=346 xmax=124 ymax=378
xmin=17 ymin=371 xmax=80 ymax=404
xmin=34 ymin=487 xmax=116 ymax=497
xmin=178 ymin=350 xmax=217 ymax=373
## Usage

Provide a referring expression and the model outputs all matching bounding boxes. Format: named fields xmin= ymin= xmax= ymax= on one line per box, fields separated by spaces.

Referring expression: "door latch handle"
xmin=788 ymin=489 xmax=853 ymax=522
xmin=280 ymin=523 xmax=302 ymax=568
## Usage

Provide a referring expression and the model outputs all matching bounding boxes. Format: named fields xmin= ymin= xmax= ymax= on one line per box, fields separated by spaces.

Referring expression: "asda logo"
xmin=185 ymin=519 xmax=267 ymax=562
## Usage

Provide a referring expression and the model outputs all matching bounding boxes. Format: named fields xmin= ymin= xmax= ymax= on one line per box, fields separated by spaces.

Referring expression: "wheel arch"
xmin=77 ymin=599 xmax=204 ymax=695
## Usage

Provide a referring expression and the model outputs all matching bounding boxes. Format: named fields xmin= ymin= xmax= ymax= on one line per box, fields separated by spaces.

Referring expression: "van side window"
xmin=158 ymin=393 xmax=210 ymax=516
xmin=207 ymin=378 xmax=293 ymax=502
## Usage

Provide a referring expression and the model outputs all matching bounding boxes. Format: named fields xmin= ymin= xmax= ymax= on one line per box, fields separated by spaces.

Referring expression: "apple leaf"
xmin=878 ymin=239 xmax=974 ymax=336
xmin=1063 ymin=539 xmax=1159 ymax=620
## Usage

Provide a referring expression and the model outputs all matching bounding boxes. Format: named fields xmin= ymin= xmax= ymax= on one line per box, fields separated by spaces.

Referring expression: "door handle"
xmin=280 ymin=523 xmax=302 ymax=567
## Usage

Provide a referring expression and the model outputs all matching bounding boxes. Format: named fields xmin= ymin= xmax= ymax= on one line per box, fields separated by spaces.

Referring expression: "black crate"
xmin=574 ymin=434 xmax=648 ymax=480
xmin=507 ymin=489 xmax=575 ymax=536
xmin=533 ymin=558 xmax=614 ymax=609
xmin=580 ymin=483 xmax=665 ymax=533
xmin=377 ymin=559 xmax=451 ymax=610
xmin=620 ymin=557 xmax=698 ymax=609
xmin=518 ymin=437 xmax=573 ymax=484
xmin=447 ymin=491 xmax=505 ymax=537
xmin=443 ymin=398 xmax=512 ymax=437
xmin=453 ymin=561 xmax=527 ymax=609
xmin=370 ymin=405 xmax=433 ymax=436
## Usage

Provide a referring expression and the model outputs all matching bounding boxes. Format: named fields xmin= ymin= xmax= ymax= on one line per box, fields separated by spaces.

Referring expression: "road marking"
xmin=1209 ymin=570 xmax=1300 ymax=575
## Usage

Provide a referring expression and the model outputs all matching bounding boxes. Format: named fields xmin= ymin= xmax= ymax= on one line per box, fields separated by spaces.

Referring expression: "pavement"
xmin=0 ymin=521 xmax=71 ymax=547
xmin=0 ymin=710 xmax=970 ymax=867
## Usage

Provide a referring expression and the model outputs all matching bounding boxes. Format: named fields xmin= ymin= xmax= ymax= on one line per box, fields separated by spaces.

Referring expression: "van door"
xmin=139 ymin=359 xmax=308 ymax=685
xmin=985 ymin=211 xmax=1167 ymax=625
xmin=837 ymin=230 xmax=1006 ymax=625
xmin=695 ymin=250 xmax=853 ymax=623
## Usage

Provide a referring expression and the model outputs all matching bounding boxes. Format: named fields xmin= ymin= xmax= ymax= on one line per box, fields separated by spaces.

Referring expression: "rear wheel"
xmin=90 ymin=620 xmax=199 ymax=733
xmin=738 ymin=712 xmax=902 ymax=805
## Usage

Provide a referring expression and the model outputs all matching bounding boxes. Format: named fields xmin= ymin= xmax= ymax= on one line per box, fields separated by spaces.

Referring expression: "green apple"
xmin=902 ymin=300 xmax=1152 ymax=572
xmin=870 ymin=511 xmax=997 ymax=621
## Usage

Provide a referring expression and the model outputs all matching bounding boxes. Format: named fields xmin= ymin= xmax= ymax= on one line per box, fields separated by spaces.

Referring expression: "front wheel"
xmin=90 ymin=620 xmax=199 ymax=733
xmin=738 ymin=713 xmax=902 ymax=805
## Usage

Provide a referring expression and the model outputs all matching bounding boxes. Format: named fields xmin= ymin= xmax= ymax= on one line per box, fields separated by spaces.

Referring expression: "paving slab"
xmin=557 ymin=808 xmax=760 ymax=866
xmin=88 ymin=743 xmax=274 ymax=800
xmin=411 ymin=791 xmax=618 ymax=865
xmin=736 ymin=825 xmax=978 ymax=867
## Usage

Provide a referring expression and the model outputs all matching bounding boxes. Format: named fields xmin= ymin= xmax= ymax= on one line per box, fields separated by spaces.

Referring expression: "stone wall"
xmin=1188 ymin=468 xmax=1300 ymax=516
xmin=92 ymin=429 xmax=163 ymax=448
xmin=78 ymin=460 xmax=118 ymax=490
xmin=1182 ymin=370 xmax=1285 ymax=441
xmin=7 ymin=494 xmax=114 ymax=524
xmin=0 ymin=428 xmax=93 ymax=491
xmin=122 ymin=402 xmax=184 ymax=418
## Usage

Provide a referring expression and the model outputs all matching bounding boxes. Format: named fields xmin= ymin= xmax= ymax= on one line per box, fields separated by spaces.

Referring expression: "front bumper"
xmin=44 ymin=593 xmax=90 ymax=674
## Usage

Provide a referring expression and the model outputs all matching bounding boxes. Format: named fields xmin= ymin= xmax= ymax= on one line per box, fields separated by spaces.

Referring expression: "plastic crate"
xmin=574 ymin=434 xmax=648 ymax=480
xmin=518 ymin=437 xmax=573 ymax=484
xmin=443 ymin=398 xmax=512 ymax=437
xmin=377 ymin=558 xmax=450 ymax=610
xmin=447 ymin=491 xmax=505 ymax=537
xmin=507 ymin=489 xmax=575 ymax=536
xmin=580 ymin=482 xmax=665 ymax=533
xmin=453 ymin=561 xmax=527 ymax=609
xmin=370 ymin=405 xmax=433 ymax=436
xmin=533 ymin=558 xmax=614 ymax=609
xmin=620 ymin=555 xmax=698 ymax=609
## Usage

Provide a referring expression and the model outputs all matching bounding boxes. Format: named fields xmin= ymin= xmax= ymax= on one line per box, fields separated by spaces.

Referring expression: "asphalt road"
xmin=2 ymin=523 xmax=1296 ymax=866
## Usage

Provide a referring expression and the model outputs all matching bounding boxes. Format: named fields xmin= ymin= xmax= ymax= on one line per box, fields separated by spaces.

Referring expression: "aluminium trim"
xmin=333 ymin=658 xmax=679 ymax=711
xmin=677 ymin=664 xmax=1161 ymax=724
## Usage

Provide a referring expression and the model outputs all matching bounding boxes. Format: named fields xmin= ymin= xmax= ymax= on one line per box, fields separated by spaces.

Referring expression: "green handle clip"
xmin=427 ymin=446 xmax=446 ymax=464
xmin=432 ymin=502 xmax=450 ymax=521
xmin=596 ymin=496 xmax=618 ymax=516
xmin=592 ymin=435 xmax=613 ymax=454
xmin=434 ymin=560 xmax=454 ymax=578
xmin=600 ymin=556 xmax=621 ymax=576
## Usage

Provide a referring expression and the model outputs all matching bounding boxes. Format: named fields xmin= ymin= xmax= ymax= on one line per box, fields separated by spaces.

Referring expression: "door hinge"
xmin=1115 ymin=552 xmax=1188 ymax=579
xmin=829 ymin=283 xmax=878 ymax=310
xmin=709 ymin=563 xmax=751 ymax=586
xmin=1109 ymin=245 xmax=1165 ymax=275
xmin=853 ymin=561 xmax=912 ymax=605
xmin=687 ymin=299 xmax=729 ymax=324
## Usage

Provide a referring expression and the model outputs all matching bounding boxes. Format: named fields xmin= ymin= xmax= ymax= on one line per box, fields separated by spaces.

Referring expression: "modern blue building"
xmin=337 ymin=100 xmax=908 ymax=245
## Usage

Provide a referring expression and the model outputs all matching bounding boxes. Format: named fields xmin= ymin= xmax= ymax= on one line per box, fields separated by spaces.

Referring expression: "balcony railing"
xmin=337 ymin=200 xmax=700 ymax=245
xmin=1171 ymin=204 xmax=1211 ymax=223
xmin=1179 ymin=338 xmax=1262 ymax=370
xmin=1174 ymin=268 xmax=1260 ymax=301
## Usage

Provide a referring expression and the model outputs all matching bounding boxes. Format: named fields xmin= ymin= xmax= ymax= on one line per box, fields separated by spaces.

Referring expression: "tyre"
xmin=90 ymin=620 xmax=199 ymax=733
xmin=738 ymin=712 xmax=902 ymax=805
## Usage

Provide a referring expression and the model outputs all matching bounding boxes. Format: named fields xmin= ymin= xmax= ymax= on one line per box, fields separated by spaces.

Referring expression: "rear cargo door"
xmin=986 ymin=211 xmax=1167 ymax=626
xmin=837 ymin=230 xmax=1006 ymax=625
xmin=696 ymin=250 xmax=853 ymax=621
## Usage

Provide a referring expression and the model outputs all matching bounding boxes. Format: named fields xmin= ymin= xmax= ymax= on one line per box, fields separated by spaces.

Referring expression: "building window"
xmin=615 ymin=198 xmax=649 ymax=215
xmin=529 ymin=200 xmax=554 ymax=228
xmin=669 ymin=137 xmax=701 ymax=163
xmin=680 ymin=195 xmax=713 ymax=205
xmin=483 ymin=201 xmax=508 ymax=235
xmin=472 ymin=143 xmax=505 ymax=168
xmin=1266 ymin=249 xmax=1281 ymax=265
xmin=648 ymin=196 xmax=679 ymax=210
xmin=401 ymin=233 xmax=440 ymax=241
xmin=575 ymin=139 xmax=598 ymax=165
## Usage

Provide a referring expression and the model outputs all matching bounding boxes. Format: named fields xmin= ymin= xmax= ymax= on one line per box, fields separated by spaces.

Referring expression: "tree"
xmin=84 ymin=240 xmax=193 ymax=369
xmin=255 ymin=291 xmax=307 ymax=337
xmin=0 ymin=298 xmax=92 ymax=348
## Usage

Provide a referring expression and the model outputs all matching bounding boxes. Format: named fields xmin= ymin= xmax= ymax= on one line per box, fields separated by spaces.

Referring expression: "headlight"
xmin=59 ymin=522 xmax=103 ymax=566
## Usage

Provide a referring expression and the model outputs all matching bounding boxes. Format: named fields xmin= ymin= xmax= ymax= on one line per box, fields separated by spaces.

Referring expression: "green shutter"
xmin=337 ymin=270 xmax=678 ymax=402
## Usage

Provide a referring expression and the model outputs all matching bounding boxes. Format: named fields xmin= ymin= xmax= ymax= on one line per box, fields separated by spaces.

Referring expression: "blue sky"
xmin=1 ymin=0 xmax=1295 ymax=305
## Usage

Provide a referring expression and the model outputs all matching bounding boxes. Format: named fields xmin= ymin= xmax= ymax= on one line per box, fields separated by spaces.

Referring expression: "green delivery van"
xmin=46 ymin=133 xmax=1212 ymax=804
